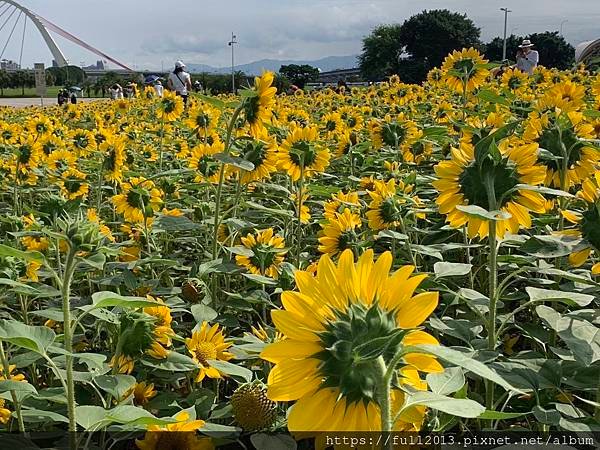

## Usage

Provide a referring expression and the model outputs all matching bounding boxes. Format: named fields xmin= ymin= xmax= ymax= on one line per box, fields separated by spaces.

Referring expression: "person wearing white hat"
xmin=515 ymin=40 xmax=539 ymax=75
xmin=167 ymin=60 xmax=193 ymax=105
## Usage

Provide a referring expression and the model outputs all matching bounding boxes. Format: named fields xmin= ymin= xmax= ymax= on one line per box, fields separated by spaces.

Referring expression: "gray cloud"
xmin=9 ymin=0 xmax=600 ymax=70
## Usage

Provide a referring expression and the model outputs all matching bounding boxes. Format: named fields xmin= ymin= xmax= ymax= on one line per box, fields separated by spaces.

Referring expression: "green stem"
xmin=61 ymin=248 xmax=78 ymax=434
xmin=96 ymin=162 xmax=104 ymax=213
xmin=0 ymin=341 xmax=24 ymax=432
xmin=13 ymin=160 xmax=20 ymax=216
xmin=296 ymin=166 xmax=305 ymax=268
xmin=212 ymin=102 xmax=245 ymax=260
xmin=158 ymin=119 xmax=165 ymax=171
xmin=375 ymin=356 xmax=392 ymax=437
xmin=484 ymin=173 xmax=498 ymax=414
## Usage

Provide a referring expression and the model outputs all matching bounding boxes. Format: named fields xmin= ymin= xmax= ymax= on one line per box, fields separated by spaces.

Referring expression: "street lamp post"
xmin=560 ymin=20 xmax=568 ymax=36
xmin=228 ymin=32 xmax=237 ymax=94
xmin=500 ymin=8 xmax=512 ymax=61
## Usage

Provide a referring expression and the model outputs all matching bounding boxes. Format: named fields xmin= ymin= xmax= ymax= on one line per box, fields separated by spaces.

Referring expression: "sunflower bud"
xmin=231 ymin=382 xmax=277 ymax=431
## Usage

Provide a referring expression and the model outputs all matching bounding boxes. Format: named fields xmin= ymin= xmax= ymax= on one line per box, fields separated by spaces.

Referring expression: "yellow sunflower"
xmin=136 ymin=410 xmax=213 ymax=450
xmin=433 ymin=141 xmax=547 ymax=239
xmin=366 ymin=179 xmax=424 ymax=230
xmin=100 ymin=135 xmax=127 ymax=184
xmin=156 ymin=90 xmax=184 ymax=122
xmin=441 ymin=47 xmax=489 ymax=93
xmin=185 ymin=103 xmax=221 ymax=137
xmin=244 ymin=71 xmax=277 ymax=136
xmin=188 ymin=139 xmax=225 ymax=184
xmin=112 ymin=177 xmax=163 ymax=223
xmin=261 ymin=249 xmax=441 ymax=432
xmin=186 ymin=322 xmax=234 ymax=383
xmin=368 ymin=114 xmax=418 ymax=151
xmin=237 ymin=128 xmax=279 ymax=184
xmin=536 ymin=81 xmax=586 ymax=113
xmin=318 ymin=208 xmax=362 ymax=256
xmin=58 ymin=168 xmax=89 ymax=200
xmin=133 ymin=381 xmax=158 ymax=407
xmin=235 ymin=228 xmax=287 ymax=278
xmin=277 ymin=126 xmax=330 ymax=181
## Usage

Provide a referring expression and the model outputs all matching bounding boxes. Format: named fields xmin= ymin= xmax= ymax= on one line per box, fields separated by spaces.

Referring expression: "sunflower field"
xmin=0 ymin=48 xmax=599 ymax=448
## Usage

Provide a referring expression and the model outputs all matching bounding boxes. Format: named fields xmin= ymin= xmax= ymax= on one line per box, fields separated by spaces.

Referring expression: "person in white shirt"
xmin=515 ymin=40 xmax=539 ymax=75
xmin=167 ymin=60 xmax=192 ymax=105
xmin=154 ymin=80 xmax=164 ymax=97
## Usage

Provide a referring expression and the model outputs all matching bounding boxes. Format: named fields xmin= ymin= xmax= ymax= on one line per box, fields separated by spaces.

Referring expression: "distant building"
xmin=1 ymin=59 xmax=20 ymax=72
xmin=82 ymin=60 xmax=106 ymax=70
xmin=576 ymin=39 xmax=600 ymax=66
xmin=317 ymin=67 xmax=362 ymax=83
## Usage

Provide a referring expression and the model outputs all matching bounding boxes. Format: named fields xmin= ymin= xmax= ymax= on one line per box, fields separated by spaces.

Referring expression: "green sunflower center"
xmin=335 ymin=231 xmax=355 ymax=253
xmin=508 ymin=76 xmax=521 ymax=89
xmin=381 ymin=122 xmax=407 ymax=147
xmin=538 ymin=127 xmax=583 ymax=171
xmin=197 ymin=156 xmax=219 ymax=177
xmin=316 ymin=302 xmax=406 ymax=404
xmin=379 ymin=197 xmax=400 ymax=224
xmin=290 ymin=140 xmax=317 ymax=167
xmin=581 ymin=207 xmax=600 ymax=251
xmin=452 ymin=58 xmax=475 ymax=75
xmin=126 ymin=188 xmax=151 ymax=209
xmin=459 ymin=158 xmax=519 ymax=209
xmin=195 ymin=113 xmax=210 ymax=128
xmin=242 ymin=141 xmax=266 ymax=169
xmin=249 ymin=243 xmax=279 ymax=272
xmin=325 ymin=120 xmax=337 ymax=131
xmin=245 ymin=96 xmax=261 ymax=125
xmin=161 ymin=98 xmax=176 ymax=114
xmin=74 ymin=135 xmax=89 ymax=149
xmin=64 ymin=179 xmax=83 ymax=193
xmin=18 ymin=146 xmax=32 ymax=164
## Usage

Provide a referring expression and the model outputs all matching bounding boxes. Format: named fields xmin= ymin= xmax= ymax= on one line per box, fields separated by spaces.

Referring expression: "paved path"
xmin=0 ymin=97 xmax=103 ymax=108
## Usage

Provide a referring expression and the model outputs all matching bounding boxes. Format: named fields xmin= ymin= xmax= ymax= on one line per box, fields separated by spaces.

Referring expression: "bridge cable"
xmin=0 ymin=3 xmax=13 ymax=21
xmin=0 ymin=9 xmax=22 ymax=60
xmin=18 ymin=13 xmax=25 ymax=67
xmin=0 ymin=4 xmax=17 ymax=35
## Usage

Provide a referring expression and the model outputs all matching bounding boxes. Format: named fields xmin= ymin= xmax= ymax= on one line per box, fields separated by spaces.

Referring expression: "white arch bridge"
xmin=0 ymin=0 xmax=132 ymax=71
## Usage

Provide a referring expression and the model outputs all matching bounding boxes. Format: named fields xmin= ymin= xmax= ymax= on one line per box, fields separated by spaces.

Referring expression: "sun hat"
xmin=518 ymin=39 xmax=534 ymax=48
xmin=175 ymin=60 xmax=186 ymax=69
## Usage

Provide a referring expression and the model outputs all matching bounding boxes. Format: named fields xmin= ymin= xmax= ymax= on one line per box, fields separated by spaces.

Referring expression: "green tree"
xmin=484 ymin=35 xmax=524 ymax=62
xmin=358 ymin=24 xmax=403 ymax=81
xmin=484 ymin=32 xmax=575 ymax=69
xmin=279 ymin=64 xmax=319 ymax=88
xmin=0 ymin=70 xmax=9 ymax=96
xmin=398 ymin=9 xmax=482 ymax=68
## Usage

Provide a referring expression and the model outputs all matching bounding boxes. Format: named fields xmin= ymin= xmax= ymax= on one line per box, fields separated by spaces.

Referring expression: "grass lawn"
xmin=0 ymin=86 xmax=105 ymax=98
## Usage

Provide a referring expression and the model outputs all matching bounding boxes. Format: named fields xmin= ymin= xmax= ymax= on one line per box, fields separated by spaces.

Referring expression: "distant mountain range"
xmin=185 ymin=55 xmax=359 ymax=75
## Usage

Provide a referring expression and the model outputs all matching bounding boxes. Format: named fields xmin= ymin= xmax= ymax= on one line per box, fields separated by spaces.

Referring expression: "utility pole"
xmin=560 ymin=20 xmax=568 ymax=36
xmin=500 ymin=8 xmax=511 ymax=61
xmin=228 ymin=32 xmax=237 ymax=94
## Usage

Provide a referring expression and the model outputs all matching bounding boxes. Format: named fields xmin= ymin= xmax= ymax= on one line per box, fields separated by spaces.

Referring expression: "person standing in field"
xmin=516 ymin=40 xmax=539 ymax=74
xmin=168 ymin=60 xmax=192 ymax=105
xmin=154 ymin=80 xmax=164 ymax=97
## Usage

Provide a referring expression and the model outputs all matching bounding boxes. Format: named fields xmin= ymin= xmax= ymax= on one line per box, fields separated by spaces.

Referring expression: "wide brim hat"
xmin=518 ymin=39 xmax=534 ymax=48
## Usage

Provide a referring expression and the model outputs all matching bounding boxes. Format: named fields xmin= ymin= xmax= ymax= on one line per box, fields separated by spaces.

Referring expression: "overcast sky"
xmin=6 ymin=0 xmax=600 ymax=70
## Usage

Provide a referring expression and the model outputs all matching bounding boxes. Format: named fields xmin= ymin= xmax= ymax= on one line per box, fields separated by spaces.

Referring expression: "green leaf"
xmin=206 ymin=359 xmax=252 ymax=382
xmin=513 ymin=184 xmax=575 ymax=198
xmin=377 ymin=230 xmax=408 ymax=241
xmin=0 ymin=380 xmax=37 ymax=395
xmin=532 ymin=405 xmax=561 ymax=425
xmin=0 ymin=244 xmax=44 ymax=263
xmin=141 ymin=351 xmax=198 ymax=372
xmin=477 ymin=410 xmax=530 ymax=420
xmin=94 ymin=374 xmax=136 ymax=399
xmin=520 ymin=234 xmax=585 ymax=258
xmin=426 ymin=367 xmax=465 ymax=395
xmin=421 ymin=126 xmax=449 ymax=137
xmin=19 ymin=408 xmax=69 ymax=423
xmin=80 ymin=252 xmax=106 ymax=270
xmin=536 ymin=306 xmax=600 ymax=365
xmin=154 ymin=215 xmax=201 ymax=232
xmin=400 ymin=391 xmax=485 ymax=418
xmin=456 ymin=205 xmax=511 ymax=221
xmin=250 ymin=433 xmax=297 ymax=450
xmin=191 ymin=304 xmax=218 ymax=323
xmin=477 ymin=89 xmax=510 ymax=106
xmin=244 ymin=201 xmax=293 ymax=217
xmin=91 ymin=292 xmax=159 ymax=309
xmin=214 ymin=153 xmax=255 ymax=171
xmin=355 ymin=329 xmax=409 ymax=360
xmin=406 ymin=345 xmax=524 ymax=394
xmin=526 ymin=287 xmax=594 ymax=307
xmin=196 ymin=94 xmax=225 ymax=109
xmin=0 ymin=320 xmax=55 ymax=355
xmin=0 ymin=279 xmax=41 ymax=296
xmin=434 ymin=262 xmax=472 ymax=278
xmin=474 ymin=121 xmax=520 ymax=162
xmin=242 ymin=273 xmax=278 ymax=285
